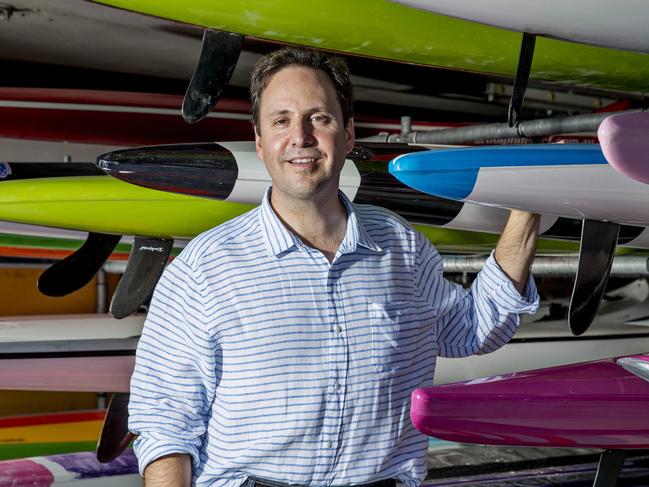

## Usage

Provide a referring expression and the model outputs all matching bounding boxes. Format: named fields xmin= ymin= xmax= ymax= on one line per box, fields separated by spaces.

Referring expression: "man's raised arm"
xmin=494 ymin=210 xmax=541 ymax=294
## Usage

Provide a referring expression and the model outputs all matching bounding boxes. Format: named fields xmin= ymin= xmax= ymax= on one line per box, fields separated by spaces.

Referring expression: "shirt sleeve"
xmin=128 ymin=256 xmax=219 ymax=476
xmin=414 ymin=232 xmax=539 ymax=358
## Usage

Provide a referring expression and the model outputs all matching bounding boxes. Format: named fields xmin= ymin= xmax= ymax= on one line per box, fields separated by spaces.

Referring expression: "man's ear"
xmin=345 ymin=118 xmax=356 ymax=154
xmin=254 ymin=126 xmax=264 ymax=161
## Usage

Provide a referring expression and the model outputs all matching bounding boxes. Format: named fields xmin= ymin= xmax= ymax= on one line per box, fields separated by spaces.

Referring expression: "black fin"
xmin=96 ymin=392 xmax=135 ymax=463
xmin=110 ymin=237 xmax=173 ymax=319
xmin=182 ymin=29 xmax=244 ymax=123
xmin=569 ymin=219 xmax=619 ymax=336
xmin=38 ymin=233 xmax=121 ymax=297
xmin=592 ymin=450 xmax=626 ymax=487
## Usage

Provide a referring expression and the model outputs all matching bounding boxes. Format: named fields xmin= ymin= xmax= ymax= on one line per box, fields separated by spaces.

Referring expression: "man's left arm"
xmin=417 ymin=210 xmax=541 ymax=358
xmin=494 ymin=210 xmax=541 ymax=294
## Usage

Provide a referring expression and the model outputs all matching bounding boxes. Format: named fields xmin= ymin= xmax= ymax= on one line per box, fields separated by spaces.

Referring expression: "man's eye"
xmin=311 ymin=115 xmax=330 ymax=123
xmin=273 ymin=119 xmax=288 ymax=126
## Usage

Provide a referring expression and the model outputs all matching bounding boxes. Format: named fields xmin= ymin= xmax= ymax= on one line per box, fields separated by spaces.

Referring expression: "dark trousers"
xmin=244 ymin=475 xmax=397 ymax=487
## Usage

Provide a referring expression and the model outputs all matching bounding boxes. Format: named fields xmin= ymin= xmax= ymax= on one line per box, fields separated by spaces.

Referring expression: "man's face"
xmin=255 ymin=66 xmax=355 ymax=203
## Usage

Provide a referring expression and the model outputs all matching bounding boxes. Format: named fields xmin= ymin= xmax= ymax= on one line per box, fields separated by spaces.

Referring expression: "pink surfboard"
xmin=599 ymin=111 xmax=649 ymax=184
xmin=0 ymin=356 xmax=134 ymax=392
xmin=411 ymin=354 xmax=649 ymax=449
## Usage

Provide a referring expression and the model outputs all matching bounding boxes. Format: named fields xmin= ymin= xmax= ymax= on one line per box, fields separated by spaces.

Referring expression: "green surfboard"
xmin=95 ymin=0 xmax=649 ymax=93
xmin=0 ymin=175 xmax=580 ymax=253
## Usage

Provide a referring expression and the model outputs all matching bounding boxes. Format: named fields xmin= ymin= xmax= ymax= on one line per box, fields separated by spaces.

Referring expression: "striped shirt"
xmin=129 ymin=189 xmax=538 ymax=487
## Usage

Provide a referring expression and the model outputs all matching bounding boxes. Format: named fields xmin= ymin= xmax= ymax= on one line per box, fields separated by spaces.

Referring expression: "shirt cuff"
xmin=133 ymin=435 xmax=200 ymax=477
xmin=481 ymin=250 xmax=539 ymax=314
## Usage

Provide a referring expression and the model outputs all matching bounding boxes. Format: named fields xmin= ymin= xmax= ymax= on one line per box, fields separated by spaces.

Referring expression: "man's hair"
xmin=249 ymin=46 xmax=353 ymax=134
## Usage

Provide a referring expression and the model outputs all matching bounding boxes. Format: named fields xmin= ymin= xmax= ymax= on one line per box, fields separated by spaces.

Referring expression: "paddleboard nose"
xmin=389 ymin=144 xmax=606 ymax=203
xmin=599 ymin=112 xmax=649 ymax=185
xmin=388 ymin=150 xmax=479 ymax=200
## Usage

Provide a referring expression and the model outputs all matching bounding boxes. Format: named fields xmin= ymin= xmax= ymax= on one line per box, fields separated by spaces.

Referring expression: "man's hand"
xmin=494 ymin=210 xmax=541 ymax=294
xmin=144 ymin=453 xmax=192 ymax=487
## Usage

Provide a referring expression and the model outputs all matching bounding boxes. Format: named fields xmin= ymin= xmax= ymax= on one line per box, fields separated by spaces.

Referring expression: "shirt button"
xmin=336 ymin=325 xmax=343 ymax=333
xmin=335 ymin=383 xmax=342 ymax=391
xmin=327 ymin=441 xmax=333 ymax=448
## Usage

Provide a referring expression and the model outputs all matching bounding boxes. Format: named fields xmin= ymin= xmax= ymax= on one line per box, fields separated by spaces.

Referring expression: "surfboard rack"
xmin=110 ymin=237 xmax=174 ymax=319
xmin=569 ymin=220 xmax=620 ymax=336
xmin=37 ymin=232 xmax=121 ymax=297
xmin=182 ymin=29 xmax=244 ymax=123
xmin=97 ymin=392 xmax=134 ymax=463
xmin=508 ymin=33 xmax=536 ymax=127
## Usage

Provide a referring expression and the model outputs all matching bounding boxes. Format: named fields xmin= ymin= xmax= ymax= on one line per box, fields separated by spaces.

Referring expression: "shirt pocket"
xmin=369 ymin=300 xmax=417 ymax=374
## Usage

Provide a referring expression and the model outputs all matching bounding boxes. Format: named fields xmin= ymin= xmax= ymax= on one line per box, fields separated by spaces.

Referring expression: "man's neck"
xmin=270 ymin=189 xmax=348 ymax=262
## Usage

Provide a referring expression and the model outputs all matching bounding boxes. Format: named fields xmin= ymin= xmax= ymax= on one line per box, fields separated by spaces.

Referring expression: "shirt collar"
xmin=338 ymin=191 xmax=383 ymax=255
xmin=260 ymin=187 xmax=382 ymax=258
xmin=260 ymin=188 xmax=302 ymax=257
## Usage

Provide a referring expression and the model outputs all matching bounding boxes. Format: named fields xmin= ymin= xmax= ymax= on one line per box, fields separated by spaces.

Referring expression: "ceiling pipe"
xmin=386 ymin=109 xmax=646 ymax=145
xmin=442 ymin=255 xmax=649 ymax=277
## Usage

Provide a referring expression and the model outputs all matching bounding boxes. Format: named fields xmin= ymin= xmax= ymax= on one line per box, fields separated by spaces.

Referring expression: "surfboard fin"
xmin=110 ymin=237 xmax=174 ymax=319
xmin=508 ymin=33 xmax=536 ymax=127
xmin=37 ymin=232 xmax=121 ymax=297
xmin=97 ymin=392 xmax=135 ymax=463
xmin=593 ymin=450 xmax=626 ymax=487
xmin=569 ymin=219 xmax=620 ymax=336
xmin=182 ymin=29 xmax=244 ymax=124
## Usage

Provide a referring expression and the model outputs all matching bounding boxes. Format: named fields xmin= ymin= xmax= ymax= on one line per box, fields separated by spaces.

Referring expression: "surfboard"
xmin=599 ymin=111 xmax=649 ymax=185
xmin=5 ymin=294 xmax=649 ymax=392
xmin=0 ymin=161 xmax=103 ymax=180
xmin=0 ymin=410 xmax=105 ymax=461
xmin=0 ymin=356 xmax=134 ymax=392
xmin=0 ymin=315 xmax=141 ymax=387
xmin=91 ymin=0 xmax=649 ymax=94
xmin=411 ymin=354 xmax=649 ymax=449
xmin=0 ymin=87 xmax=453 ymax=148
xmin=0 ymin=87 xmax=252 ymax=146
xmin=97 ymin=141 xmax=649 ymax=250
xmin=392 ymin=0 xmax=649 ymax=53
xmin=0 ymin=175 xmax=254 ymax=239
xmin=0 ymin=221 xmax=187 ymax=260
xmin=389 ymin=144 xmax=649 ymax=227
xmin=0 ymin=147 xmax=568 ymax=254
xmin=436 ymin=321 xmax=649 ymax=385
xmin=0 ymin=314 xmax=144 ymax=346
xmin=0 ymin=448 xmax=140 ymax=485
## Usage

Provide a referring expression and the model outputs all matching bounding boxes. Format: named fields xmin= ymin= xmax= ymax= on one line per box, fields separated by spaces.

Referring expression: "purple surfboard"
xmin=599 ymin=112 xmax=649 ymax=184
xmin=0 ymin=449 xmax=139 ymax=485
xmin=411 ymin=354 xmax=649 ymax=449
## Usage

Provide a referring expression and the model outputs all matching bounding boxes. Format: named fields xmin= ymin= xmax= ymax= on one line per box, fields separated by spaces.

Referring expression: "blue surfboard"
xmin=388 ymin=144 xmax=607 ymax=201
xmin=389 ymin=143 xmax=649 ymax=337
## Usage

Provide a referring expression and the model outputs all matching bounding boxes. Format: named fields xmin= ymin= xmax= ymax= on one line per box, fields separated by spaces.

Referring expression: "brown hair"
xmin=249 ymin=46 xmax=353 ymax=134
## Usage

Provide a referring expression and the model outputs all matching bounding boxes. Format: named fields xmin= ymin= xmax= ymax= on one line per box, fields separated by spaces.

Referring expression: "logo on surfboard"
xmin=0 ymin=162 xmax=11 ymax=179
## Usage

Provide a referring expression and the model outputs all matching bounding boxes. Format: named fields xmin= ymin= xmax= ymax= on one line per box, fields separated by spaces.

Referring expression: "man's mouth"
xmin=288 ymin=157 xmax=318 ymax=165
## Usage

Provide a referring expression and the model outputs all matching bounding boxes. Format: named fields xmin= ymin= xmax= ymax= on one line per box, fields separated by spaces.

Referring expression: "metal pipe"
xmin=388 ymin=109 xmax=646 ymax=145
xmin=100 ymin=255 xmax=649 ymax=277
xmin=103 ymin=261 xmax=127 ymax=274
xmin=442 ymin=255 xmax=649 ymax=277
xmin=400 ymin=116 xmax=412 ymax=138
xmin=96 ymin=268 xmax=108 ymax=314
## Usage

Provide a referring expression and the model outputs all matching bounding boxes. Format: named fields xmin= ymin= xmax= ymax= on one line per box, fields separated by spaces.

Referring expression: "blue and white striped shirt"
xmin=129 ymin=189 xmax=538 ymax=486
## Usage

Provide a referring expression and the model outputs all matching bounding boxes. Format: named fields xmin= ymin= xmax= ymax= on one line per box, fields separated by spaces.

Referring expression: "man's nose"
xmin=290 ymin=119 xmax=315 ymax=147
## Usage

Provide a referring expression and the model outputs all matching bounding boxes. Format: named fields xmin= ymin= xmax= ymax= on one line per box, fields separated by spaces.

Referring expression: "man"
xmin=129 ymin=47 xmax=540 ymax=487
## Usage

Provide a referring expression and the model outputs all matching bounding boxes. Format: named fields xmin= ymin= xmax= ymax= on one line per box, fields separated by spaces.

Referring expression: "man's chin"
xmin=274 ymin=184 xmax=331 ymax=202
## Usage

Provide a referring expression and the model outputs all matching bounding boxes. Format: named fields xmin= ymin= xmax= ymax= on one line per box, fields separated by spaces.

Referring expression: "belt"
xmin=245 ymin=475 xmax=397 ymax=487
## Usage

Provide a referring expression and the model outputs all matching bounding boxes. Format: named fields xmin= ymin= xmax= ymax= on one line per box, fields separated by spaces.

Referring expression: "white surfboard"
xmin=393 ymin=0 xmax=649 ymax=53
xmin=390 ymin=144 xmax=649 ymax=227
xmin=0 ymin=314 xmax=144 ymax=342
xmin=436 ymin=312 xmax=649 ymax=384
